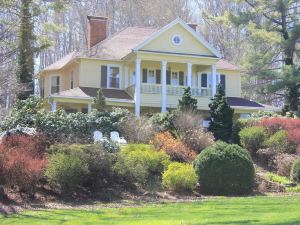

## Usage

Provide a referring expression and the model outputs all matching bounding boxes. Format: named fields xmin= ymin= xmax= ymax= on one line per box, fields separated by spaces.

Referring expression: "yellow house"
xmin=38 ymin=16 xmax=264 ymax=118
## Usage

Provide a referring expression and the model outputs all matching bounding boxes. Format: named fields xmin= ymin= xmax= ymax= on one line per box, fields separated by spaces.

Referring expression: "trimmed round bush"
xmin=45 ymin=153 xmax=89 ymax=192
xmin=291 ymin=158 xmax=300 ymax=182
xmin=162 ymin=162 xmax=198 ymax=193
xmin=194 ymin=141 xmax=255 ymax=195
xmin=239 ymin=126 xmax=267 ymax=155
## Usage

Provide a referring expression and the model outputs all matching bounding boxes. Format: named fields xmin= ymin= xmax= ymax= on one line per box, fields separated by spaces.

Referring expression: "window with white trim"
xmin=70 ymin=71 xmax=74 ymax=89
xmin=172 ymin=34 xmax=182 ymax=45
xmin=108 ymin=66 xmax=120 ymax=88
xmin=50 ymin=76 xmax=60 ymax=94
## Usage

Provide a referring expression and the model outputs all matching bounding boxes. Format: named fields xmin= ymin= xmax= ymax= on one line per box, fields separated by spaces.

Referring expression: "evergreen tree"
xmin=178 ymin=87 xmax=198 ymax=111
xmin=94 ymin=88 xmax=106 ymax=112
xmin=17 ymin=0 xmax=35 ymax=100
xmin=208 ymin=84 xmax=234 ymax=142
xmin=227 ymin=0 xmax=300 ymax=113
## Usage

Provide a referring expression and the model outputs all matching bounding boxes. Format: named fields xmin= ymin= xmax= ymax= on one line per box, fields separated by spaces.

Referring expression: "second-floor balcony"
xmin=126 ymin=83 xmax=212 ymax=98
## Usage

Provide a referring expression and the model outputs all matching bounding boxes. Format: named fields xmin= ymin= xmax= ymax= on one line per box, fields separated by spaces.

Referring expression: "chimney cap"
xmin=87 ymin=15 xmax=108 ymax=21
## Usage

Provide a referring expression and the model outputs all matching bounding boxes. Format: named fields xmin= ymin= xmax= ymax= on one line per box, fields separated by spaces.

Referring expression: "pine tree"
xmin=228 ymin=0 xmax=300 ymax=113
xmin=17 ymin=0 xmax=35 ymax=100
xmin=208 ymin=84 xmax=234 ymax=142
xmin=178 ymin=87 xmax=198 ymax=111
xmin=94 ymin=88 xmax=106 ymax=112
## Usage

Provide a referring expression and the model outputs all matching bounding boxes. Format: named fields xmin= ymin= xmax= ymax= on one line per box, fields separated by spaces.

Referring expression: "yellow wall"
xmin=39 ymin=61 xmax=80 ymax=97
xmin=141 ymin=23 xmax=214 ymax=56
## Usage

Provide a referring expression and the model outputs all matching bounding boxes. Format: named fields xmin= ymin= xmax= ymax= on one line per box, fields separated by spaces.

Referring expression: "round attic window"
xmin=172 ymin=34 xmax=182 ymax=45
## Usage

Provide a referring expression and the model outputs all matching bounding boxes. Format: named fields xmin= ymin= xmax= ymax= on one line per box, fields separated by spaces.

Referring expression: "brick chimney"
xmin=187 ymin=23 xmax=197 ymax=31
xmin=87 ymin=16 xmax=108 ymax=49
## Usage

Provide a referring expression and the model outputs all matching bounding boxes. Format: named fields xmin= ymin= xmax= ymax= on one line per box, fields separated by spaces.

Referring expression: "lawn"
xmin=1 ymin=195 xmax=300 ymax=225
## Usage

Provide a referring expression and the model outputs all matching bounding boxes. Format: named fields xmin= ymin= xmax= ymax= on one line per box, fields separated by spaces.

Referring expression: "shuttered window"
xmin=101 ymin=65 xmax=107 ymax=88
xmin=166 ymin=70 xmax=171 ymax=85
xmin=179 ymin=71 xmax=184 ymax=86
xmin=142 ymin=69 xmax=148 ymax=83
xmin=220 ymin=74 xmax=226 ymax=93
xmin=156 ymin=69 xmax=161 ymax=84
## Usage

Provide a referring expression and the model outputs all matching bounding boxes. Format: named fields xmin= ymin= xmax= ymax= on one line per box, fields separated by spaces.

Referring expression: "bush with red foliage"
xmin=150 ymin=132 xmax=196 ymax=163
xmin=0 ymin=134 xmax=48 ymax=193
xmin=257 ymin=118 xmax=300 ymax=153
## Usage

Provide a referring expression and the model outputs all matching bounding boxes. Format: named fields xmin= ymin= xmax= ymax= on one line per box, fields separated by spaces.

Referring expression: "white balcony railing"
xmin=125 ymin=84 xmax=211 ymax=97
xmin=138 ymin=84 xmax=211 ymax=97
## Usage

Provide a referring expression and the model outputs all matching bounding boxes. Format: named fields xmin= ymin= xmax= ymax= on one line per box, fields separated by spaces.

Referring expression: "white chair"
xmin=93 ymin=130 xmax=105 ymax=143
xmin=110 ymin=131 xmax=127 ymax=144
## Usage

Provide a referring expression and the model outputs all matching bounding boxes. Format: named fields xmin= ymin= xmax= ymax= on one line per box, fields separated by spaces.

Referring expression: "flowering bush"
xmin=151 ymin=132 xmax=196 ymax=162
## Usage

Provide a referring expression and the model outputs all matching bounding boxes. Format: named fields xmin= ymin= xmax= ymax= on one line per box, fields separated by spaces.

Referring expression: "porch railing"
xmin=125 ymin=84 xmax=212 ymax=97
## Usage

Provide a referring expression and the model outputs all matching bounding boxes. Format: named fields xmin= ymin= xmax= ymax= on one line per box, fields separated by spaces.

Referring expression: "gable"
xmin=138 ymin=22 xmax=219 ymax=58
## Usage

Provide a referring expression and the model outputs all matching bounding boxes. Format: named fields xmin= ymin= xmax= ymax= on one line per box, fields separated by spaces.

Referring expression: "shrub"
xmin=194 ymin=141 xmax=255 ymax=195
xmin=274 ymin=154 xmax=298 ymax=177
xmin=256 ymin=148 xmax=277 ymax=170
xmin=2 ymin=103 xmax=131 ymax=143
xmin=47 ymin=144 xmax=117 ymax=190
xmin=45 ymin=153 xmax=89 ymax=192
xmin=150 ymin=112 xmax=176 ymax=133
xmin=265 ymin=130 xmax=294 ymax=153
xmin=266 ymin=172 xmax=292 ymax=185
xmin=291 ymin=158 xmax=300 ymax=182
xmin=3 ymin=150 xmax=47 ymax=193
xmin=162 ymin=162 xmax=198 ymax=193
xmin=0 ymin=135 xmax=47 ymax=193
xmin=114 ymin=144 xmax=170 ymax=185
xmin=173 ymin=110 xmax=202 ymax=134
xmin=151 ymin=132 xmax=196 ymax=162
xmin=239 ymin=126 xmax=268 ymax=155
xmin=119 ymin=116 xmax=157 ymax=143
xmin=97 ymin=140 xmax=120 ymax=153
xmin=182 ymin=129 xmax=214 ymax=154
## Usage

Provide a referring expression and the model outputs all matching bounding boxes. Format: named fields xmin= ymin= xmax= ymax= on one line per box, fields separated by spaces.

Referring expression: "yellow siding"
xmin=39 ymin=62 xmax=80 ymax=97
xmin=79 ymin=58 xmax=126 ymax=88
xmin=141 ymin=23 xmax=214 ymax=56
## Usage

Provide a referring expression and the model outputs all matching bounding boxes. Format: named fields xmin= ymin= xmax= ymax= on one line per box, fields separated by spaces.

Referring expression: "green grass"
xmin=1 ymin=195 xmax=300 ymax=225
xmin=266 ymin=172 xmax=292 ymax=185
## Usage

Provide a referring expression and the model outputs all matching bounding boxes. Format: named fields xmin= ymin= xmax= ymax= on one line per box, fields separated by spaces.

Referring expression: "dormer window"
xmin=172 ymin=34 xmax=182 ymax=45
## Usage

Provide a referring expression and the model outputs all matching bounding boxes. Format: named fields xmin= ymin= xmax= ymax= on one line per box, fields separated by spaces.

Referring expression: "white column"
xmin=211 ymin=64 xmax=217 ymax=96
xmin=187 ymin=63 xmax=192 ymax=87
xmin=51 ymin=101 xmax=57 ymax=111
xmin=161 ymin=61 xmax=167 ymax=113
xmin=124 ymin=65 xmax=129 ymax=88
xmin=88 ymin=102 xmax=92 ymax=113
xmin=135 ymin=59 xmax=141 ymax=116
